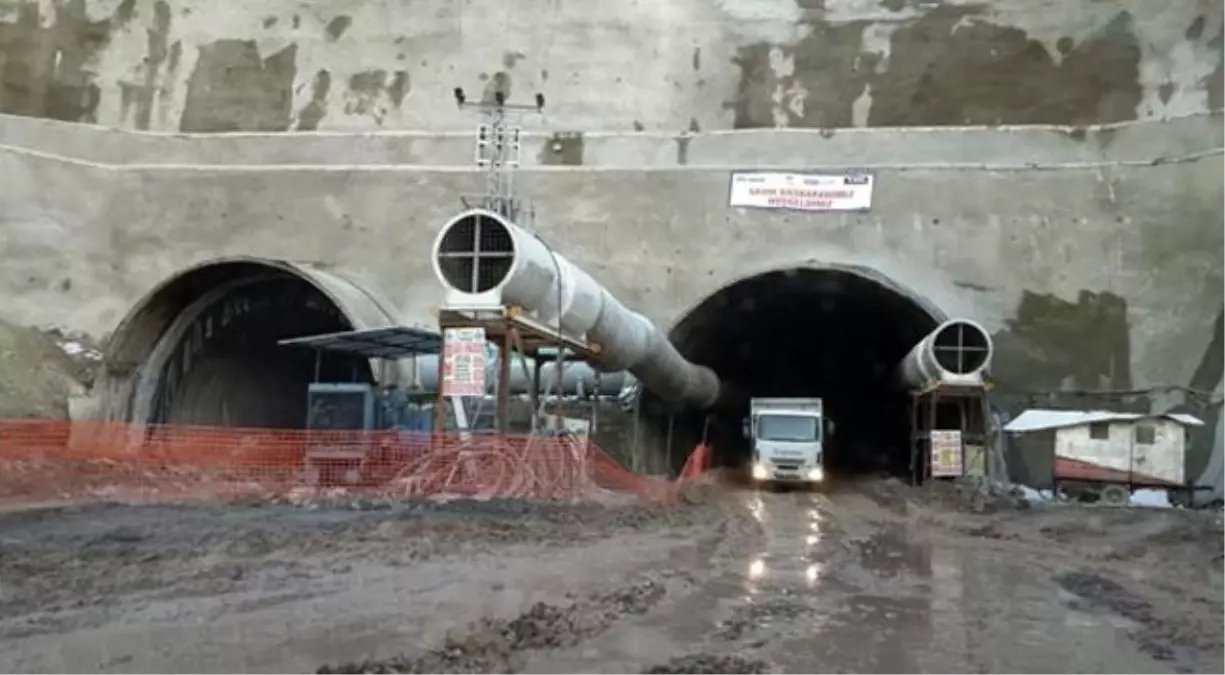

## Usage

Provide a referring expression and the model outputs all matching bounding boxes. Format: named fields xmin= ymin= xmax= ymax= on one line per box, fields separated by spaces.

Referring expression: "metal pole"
xmin=910 ymin=393 xmax=918 ymax=485
xmin=591 ymin=371 xmax=601 ymax=434
xmin=434 ymin=337 xmax=447 ymax=434
xmin=531 ymin=356 xmax=543 ymax=433
xmin=630 ymin=389 xmax=642 ymax=473
xmin=957 ymin=392 xmax=967 ymax=477
xmin=911 ymin=394 xmax=921 ymax=482
xmin=927 ymin=392 xmax=937 ymax=482
xmin=497 ymin=333 xmax=512 ymax=434
xmin=554 ymin=350 xmax=565 ymax=410
xmin=665 ymin=414 xmax=675 ymax=474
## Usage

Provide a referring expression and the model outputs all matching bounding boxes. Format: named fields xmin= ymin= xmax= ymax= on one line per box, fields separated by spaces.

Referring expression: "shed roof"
xmin=1003 ymin=409 xmax=1204 ymax=434
xmin=278 ymin=326 xmax=442 ymax=358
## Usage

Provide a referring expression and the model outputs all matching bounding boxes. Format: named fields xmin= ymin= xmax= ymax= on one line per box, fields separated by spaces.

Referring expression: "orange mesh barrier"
xmin=0 ymin=420 xmax=711 ymax=507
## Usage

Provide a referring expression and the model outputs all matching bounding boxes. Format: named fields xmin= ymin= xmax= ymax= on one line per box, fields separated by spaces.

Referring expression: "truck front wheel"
xmin=1100 ymin=484 xmax=1130 ymax=507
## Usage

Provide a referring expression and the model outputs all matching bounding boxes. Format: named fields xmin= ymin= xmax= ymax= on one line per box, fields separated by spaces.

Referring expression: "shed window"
xmin=1088 ymin=422 xmax=1110 ymax=440
xmin=1135 ymin=424 xmax=1156 ymax=445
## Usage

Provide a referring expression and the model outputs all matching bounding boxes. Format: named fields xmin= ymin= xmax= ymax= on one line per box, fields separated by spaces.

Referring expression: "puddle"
xmin=852 ymin=529 xmax=932 ymax=578
xmin=741 ymin=493 xmax=837 ymax=591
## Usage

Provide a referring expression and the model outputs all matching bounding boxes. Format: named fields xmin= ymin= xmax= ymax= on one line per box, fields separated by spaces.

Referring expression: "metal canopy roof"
xmin=1004 ymin=409 xmax=1205 ymax=434
xmin=278 ymin=326 xmax=443 ymax=358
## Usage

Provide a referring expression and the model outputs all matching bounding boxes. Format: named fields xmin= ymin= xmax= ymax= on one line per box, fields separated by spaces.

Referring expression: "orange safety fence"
xmin=0 ymin=419 xmax=712 ymax=507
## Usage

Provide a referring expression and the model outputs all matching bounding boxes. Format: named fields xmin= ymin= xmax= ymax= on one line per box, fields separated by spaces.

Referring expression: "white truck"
xmin=743 ymin=397 xmax=827 ymax=485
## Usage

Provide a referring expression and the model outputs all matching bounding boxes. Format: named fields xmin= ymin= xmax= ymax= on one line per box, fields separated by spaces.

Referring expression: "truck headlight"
xmin=807 ymin=466 xmax=825 ymax=482
xmin=751 ymin=463 xmax=770 ymax=480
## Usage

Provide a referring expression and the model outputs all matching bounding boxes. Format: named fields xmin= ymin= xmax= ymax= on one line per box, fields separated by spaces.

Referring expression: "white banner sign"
xmin=442 ymin=327 xmax=487 ymax=397
xmin=729 ymin=171 xmax=874 ymax=212
xmin=930 ymin=429 xmax=964 ymax=478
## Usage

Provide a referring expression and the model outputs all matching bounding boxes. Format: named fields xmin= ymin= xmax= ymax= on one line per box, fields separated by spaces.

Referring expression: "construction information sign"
xmin=442 ymin=327 xmax=487 ymax=396
xmin=930 ymin=430 xmax=964 ymax=478
xmin=728 ymin=171 xmax=874 ymax=212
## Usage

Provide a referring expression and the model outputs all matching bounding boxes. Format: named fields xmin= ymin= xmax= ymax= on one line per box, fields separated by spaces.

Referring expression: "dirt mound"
xmin=1034 ymin=506 xmax=1224 ymax=572
xmin=0 ymin=317 xmax=88 ymax=419
xmin=863 ymin=475 xmax=1031 ymax=515
xmin=39 ymin=327 xmax=103 ymax=385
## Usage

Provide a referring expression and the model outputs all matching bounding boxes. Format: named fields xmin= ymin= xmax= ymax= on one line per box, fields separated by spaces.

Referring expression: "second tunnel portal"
xmin=649 ymin=266 xmax=949 ymax=479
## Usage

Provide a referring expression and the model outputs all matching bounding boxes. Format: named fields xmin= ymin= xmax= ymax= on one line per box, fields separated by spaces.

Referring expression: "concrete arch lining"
xmin=668 ymin=262 xmax=949 ymax=346
xmin=96 ymin=256 xmax=401 ymax=424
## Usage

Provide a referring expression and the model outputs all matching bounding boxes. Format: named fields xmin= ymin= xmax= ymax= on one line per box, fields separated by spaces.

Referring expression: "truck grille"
xmin=772 ymin=461 xmax=802 ymax=472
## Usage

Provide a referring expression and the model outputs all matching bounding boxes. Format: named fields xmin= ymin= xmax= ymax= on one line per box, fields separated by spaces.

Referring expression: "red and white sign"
xmin=729 ymin=171 xmax=874 ymax=212
xmin=441 ymin=327 xmax=487 ymax=397
xmin=930 ymin=430 xmax=964 ymax=478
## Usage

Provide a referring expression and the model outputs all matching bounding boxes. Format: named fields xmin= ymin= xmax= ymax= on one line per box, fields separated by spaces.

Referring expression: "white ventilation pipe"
xmin=412 ymin=354 xmax=633 ymax=396
xmin=898 ymin=319 xmax=994 ymax=390
xmin=431 ymin=209 xmax=721 ymax=408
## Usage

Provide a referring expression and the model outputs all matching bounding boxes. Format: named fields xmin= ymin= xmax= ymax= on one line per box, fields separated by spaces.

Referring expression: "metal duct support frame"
xmin=897 ymin=319 xmax=994 ymax=390
xmin=431 ymin=208 xmax=721 ymax=408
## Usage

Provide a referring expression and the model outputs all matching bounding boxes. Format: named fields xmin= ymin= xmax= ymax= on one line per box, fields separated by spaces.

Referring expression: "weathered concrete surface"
xmin=1 ymin=115 xmax=1220 ymax=379
xmin=0 ymin=112 xmax=1221 ymax=484
xmin=0 ymin=0 xmax=1220 ymax=133
xmin=0 ymin=113 xmax=1220 ymax=387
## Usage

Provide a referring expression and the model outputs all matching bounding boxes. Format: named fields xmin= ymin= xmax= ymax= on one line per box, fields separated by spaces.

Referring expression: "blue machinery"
xmin=279 ymin=326 xmax=444 ymax=433
xmin=278 ymin=326 xmax=445 ymax=485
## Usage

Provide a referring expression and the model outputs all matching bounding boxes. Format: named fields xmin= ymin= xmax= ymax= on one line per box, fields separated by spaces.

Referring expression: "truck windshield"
xmin=757 ymin=414 xmax=820 ymax=442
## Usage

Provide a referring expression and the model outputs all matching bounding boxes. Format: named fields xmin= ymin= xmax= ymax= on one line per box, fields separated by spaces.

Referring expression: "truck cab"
xmin=743 ymin=397 xmax=827 ymax=485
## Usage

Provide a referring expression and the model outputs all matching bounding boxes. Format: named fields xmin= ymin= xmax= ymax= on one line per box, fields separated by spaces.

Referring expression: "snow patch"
xmin=1129 ymin=489 xmax=1172 ymax=509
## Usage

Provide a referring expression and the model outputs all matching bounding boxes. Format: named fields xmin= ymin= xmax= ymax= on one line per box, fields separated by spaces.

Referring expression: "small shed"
xmin=1003 ymin=409 xmax=1204 ymax=491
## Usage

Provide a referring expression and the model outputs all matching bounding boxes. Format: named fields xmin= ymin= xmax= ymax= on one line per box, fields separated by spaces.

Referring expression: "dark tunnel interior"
xmin=147 ymin=274 xmax=371 ymax=428
xmin=650 ymin=268 xmax=940 ymax=480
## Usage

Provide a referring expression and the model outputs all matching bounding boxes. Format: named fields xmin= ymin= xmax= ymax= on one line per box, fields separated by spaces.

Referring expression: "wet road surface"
xmin=734 ymin=489 xmax=1173 ymax=673
xmin=537 ymin=486 xmax=1219 ymax=673
xmin=1 ymin=487 xmax=1219 ymax=673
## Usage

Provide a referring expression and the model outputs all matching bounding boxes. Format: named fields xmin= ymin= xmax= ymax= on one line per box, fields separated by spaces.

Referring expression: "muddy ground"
xmin=0 ymin=479 xmax=1220 ymax=674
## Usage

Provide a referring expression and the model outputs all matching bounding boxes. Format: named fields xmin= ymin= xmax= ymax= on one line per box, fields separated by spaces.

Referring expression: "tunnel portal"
xmin=148 ymin=277 xmax=366 ymax=427
xmin=654 ymin=267 xmax=943 ymax=479
xmin=104 ymin=260 xmax=377 ymax=428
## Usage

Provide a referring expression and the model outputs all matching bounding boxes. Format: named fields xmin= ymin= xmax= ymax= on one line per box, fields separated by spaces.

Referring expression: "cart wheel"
xmin=1100 ymin=485 xmax=1130 ymax=507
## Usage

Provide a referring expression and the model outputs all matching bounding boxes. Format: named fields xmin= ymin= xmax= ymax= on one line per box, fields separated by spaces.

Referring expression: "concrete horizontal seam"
xmin=1 ymin=111 xmax=1216 ymax=140
xmin=2 ymin=144 xmax=1221 ymax=173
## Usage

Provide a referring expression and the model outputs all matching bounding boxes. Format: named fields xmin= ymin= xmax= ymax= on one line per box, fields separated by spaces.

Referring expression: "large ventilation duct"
xmin=898 ymin=319 xmax=994 ymax=390
xmin=432 ymin=209 xmax=721 ymax=408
